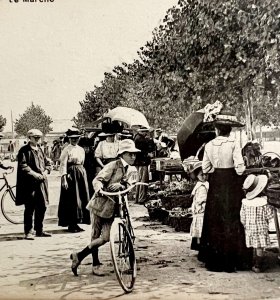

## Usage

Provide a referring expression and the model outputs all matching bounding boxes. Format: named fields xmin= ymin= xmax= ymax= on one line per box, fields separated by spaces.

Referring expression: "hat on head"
xmin=214 ymin=108 xmax=244 ymax=127
xmin=243 ymin=174 xmax=268 ymax=200
xmin=27 ymin=129 xmax=43 ymax=138
xmin=119 ymin=130 xmax=132 ymax=136
xmin=191 ymin=161 xmax=202 ymax=174
xmin=155 ymin=128 xmax=162 ymax=132
xmin=65 ymin=128 xmax=81 ymax=138
xmin=98 ymin=132 xmax=115 ymax=137
xmin=137 ymin=126 xmax=150 ymax=132
xmin=117 ymin=139 xmax=140 ymax=156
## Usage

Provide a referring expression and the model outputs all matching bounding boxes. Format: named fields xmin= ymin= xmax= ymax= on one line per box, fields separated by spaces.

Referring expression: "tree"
xmin=0 ymin=115 xmax=6 ymax=132
xmin=14 ymin=103 xmax=53 ymax=137
xmin=77 ymin=0 xmax=280 ymax=134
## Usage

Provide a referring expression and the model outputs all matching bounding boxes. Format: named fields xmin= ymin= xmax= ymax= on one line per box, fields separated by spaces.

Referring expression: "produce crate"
xmin=151 ymin=158 xmax=170 ymax=171
xmin=168 ymin=215 xmax=192 ymax=232
xmin=161 ymin=194 xmax=193 ymax=210
xmin=162 ymin=158 xmax=184 ymax=171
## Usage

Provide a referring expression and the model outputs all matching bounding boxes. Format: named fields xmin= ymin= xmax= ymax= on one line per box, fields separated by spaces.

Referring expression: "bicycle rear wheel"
xmin=1 ymin=186 xmax=24 ymax=224
xmin=110 ymin=219 xmax=136 ymax=293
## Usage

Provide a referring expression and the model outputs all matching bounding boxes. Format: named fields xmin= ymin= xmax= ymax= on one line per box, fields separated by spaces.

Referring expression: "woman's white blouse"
xmin=202 ymin=136 xmax=245 ymax=175
xmin=94 ymin=140 xmax=119 ymax=159
xmin=60 ymin=144 xmax=85 ymax=176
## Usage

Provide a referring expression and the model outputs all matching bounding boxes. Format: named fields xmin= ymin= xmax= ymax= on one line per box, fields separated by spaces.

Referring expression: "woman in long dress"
xmin=198 ymin=110 xmax=252 ymax=272
xmin=58 ymin=129 xmax=90 ymax=232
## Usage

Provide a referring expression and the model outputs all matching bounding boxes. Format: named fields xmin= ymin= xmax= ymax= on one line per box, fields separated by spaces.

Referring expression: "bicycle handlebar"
xmin=2 ymin=167 xmax=14 ymax=176
xmin=99 ymin=182 xmax=148 ymax=196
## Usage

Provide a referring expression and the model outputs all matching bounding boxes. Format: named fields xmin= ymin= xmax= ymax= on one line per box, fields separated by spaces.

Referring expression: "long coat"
xmin=16 ymin=143 xmax=51 ymax=206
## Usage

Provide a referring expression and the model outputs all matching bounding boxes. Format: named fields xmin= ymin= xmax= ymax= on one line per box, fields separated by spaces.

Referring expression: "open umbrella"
xmin=177 ymin=110 xmax=215 ymax=160
xmin=104 ymin=106 xmax=149 ymax=128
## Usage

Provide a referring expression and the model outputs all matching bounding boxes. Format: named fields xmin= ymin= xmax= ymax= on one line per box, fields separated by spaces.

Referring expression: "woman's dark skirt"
xmin=58 ymin=165 xmax=90 ymax=227
xmin=198 ymin=168 xmax=252 ymax=272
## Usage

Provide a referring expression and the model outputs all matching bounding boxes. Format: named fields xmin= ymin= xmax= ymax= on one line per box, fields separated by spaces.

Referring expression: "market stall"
xmin=145 ymin=106 xmax=280 ymax=255
xmin=145 ymin=109 xmax=216 ymax=232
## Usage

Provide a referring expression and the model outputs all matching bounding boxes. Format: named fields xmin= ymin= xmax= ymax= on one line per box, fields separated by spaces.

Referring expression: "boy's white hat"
xmin=117 ymin=139 xmax=140 ymax=155
xmin=243 ymin=174 xmax=268 ymax=200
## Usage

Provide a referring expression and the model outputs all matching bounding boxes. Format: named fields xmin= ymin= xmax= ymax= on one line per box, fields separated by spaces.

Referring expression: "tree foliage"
xmin=14 ymin=103 xmax=53 ymax=137
xmin=76 ymin=0 xmax=280 ymax=132
xmin=0 ymin=115 xmax=6 ymax=132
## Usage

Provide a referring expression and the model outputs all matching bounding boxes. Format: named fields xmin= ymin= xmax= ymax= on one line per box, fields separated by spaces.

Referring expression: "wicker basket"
xmin=147 ymin=207 xmax=169 ymax=222
xmin=266 ymin=186 xmax=280 ymax=208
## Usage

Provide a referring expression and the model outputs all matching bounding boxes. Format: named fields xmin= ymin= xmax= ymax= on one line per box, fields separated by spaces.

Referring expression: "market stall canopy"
xmin=177 ymin=110 xmax=215 ymax=160
xmin=104 ymin=106 xmax=149 ymax=128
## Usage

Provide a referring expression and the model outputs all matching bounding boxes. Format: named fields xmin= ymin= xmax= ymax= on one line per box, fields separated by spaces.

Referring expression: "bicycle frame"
xmin=100 ymin=182 xmax=148 ymax=240
xmin=0 ymin=168 xmax=14 ymax=193
xmin=100 ymin=182 xmax=148 ymax=293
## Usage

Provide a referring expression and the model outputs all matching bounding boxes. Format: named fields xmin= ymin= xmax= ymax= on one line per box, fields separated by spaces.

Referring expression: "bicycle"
xmin=100 ymin=182 xmax=148 ymax=293
xmin=0 ymin=167 xmax=23 ymax=224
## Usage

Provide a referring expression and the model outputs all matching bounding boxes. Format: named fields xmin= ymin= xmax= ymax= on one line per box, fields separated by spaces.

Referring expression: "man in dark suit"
xmin=16 ymin=129 xmax=52 ymax=240
xmin=70 ymin=139 xmax=140 ymax=276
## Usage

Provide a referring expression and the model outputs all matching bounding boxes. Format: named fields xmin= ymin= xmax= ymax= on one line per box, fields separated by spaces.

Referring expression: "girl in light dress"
xmin=241 ymin=174 xmax=274 ymax=273
xmin=189 ymin=161 xmax=209 ymax=251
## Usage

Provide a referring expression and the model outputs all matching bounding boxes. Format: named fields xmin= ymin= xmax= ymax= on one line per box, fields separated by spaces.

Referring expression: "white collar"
xmin=242 ymin=196 xmax=268 ymax=207
xmin=30 ymin=144 xmax=39 ymax=150
xmin=120 ymin=158 xmax=129 ymax=168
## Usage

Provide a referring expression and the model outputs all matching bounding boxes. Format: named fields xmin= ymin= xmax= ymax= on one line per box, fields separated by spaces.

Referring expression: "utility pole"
xmin=11 ymin=110 xmax=14 ymax=139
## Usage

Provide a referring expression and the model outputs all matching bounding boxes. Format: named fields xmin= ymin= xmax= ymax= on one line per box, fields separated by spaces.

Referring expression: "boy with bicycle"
xmin=70 ymin=139 xmax=140 ymax=276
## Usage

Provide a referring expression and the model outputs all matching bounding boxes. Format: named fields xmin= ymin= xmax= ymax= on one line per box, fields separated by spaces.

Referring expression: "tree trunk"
xmin=259 ymin=124 xmax=263 ymax=148
xmin=244 ymin=87 xmax=255 ymax=141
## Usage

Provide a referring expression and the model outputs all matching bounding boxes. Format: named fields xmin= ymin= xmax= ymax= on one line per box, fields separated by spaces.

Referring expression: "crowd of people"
xmin=7 ymin=108 xmax=276 ymax=277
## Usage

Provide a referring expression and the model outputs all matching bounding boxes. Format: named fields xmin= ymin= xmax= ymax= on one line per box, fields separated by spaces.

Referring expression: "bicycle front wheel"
xmin=110 ymin=219 xmax=136 ymax=293
xmin=1 ymin=186 xmax=24 ymax=224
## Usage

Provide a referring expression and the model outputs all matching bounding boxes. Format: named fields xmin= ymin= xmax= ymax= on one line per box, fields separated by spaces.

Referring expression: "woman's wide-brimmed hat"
xmin=98 ymin=132 xmax=115 ymax=137
xmin=213 ymin=109 xmax=244 ymax=127
xmin=65 ymin=128 xmax=81 ymax=138
xmin=243 ymin=174 xmax=268 ymax=200
xmin=137 ymin=126 xmax=150 ymax=132
xmin=117 ymin=139 xmax=140 ymax=156
xmin=118 ymin=130 xmax=133 ymax=137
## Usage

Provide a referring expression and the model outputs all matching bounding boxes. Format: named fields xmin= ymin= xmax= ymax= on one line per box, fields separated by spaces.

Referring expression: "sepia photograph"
xmin=1 ymin=0 xmax=280 ymax=299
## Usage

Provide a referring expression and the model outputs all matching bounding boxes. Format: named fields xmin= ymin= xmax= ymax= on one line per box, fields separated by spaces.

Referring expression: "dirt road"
xmin=1 ymin=201 xmax=280 ymax=300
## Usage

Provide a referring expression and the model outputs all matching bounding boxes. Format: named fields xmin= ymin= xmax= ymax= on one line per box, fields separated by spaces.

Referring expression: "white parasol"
xmin=105 ymin=106 xmax=149 ymax=128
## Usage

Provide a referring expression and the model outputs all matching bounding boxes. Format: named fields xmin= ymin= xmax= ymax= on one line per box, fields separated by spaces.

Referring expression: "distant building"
xmin=45 ymin=119 xmax=75 ymax=142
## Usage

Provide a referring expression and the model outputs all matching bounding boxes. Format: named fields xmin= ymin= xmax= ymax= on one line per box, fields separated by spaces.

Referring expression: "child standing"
xmin=241 ymin=174 xmax=274 ymax=273
xmin=189 ymin=161 xmax=209 ymax=251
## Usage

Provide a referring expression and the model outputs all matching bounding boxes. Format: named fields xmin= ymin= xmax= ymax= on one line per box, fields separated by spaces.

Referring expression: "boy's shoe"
xmin=70 ymin=252 xmax=80 ymax=276
xmin=92 ymin=265 xmax=105 ymax=277
xmin=24 ymin=233 xmax=35 ymax=240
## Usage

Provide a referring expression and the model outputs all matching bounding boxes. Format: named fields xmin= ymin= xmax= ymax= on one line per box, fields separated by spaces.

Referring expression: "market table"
xmin=151 ymin=158 xmax=185 ymax=189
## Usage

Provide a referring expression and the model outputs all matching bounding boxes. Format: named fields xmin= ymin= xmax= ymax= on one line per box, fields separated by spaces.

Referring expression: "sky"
xmin=0 ymin=0 xmax=178 ymax=131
